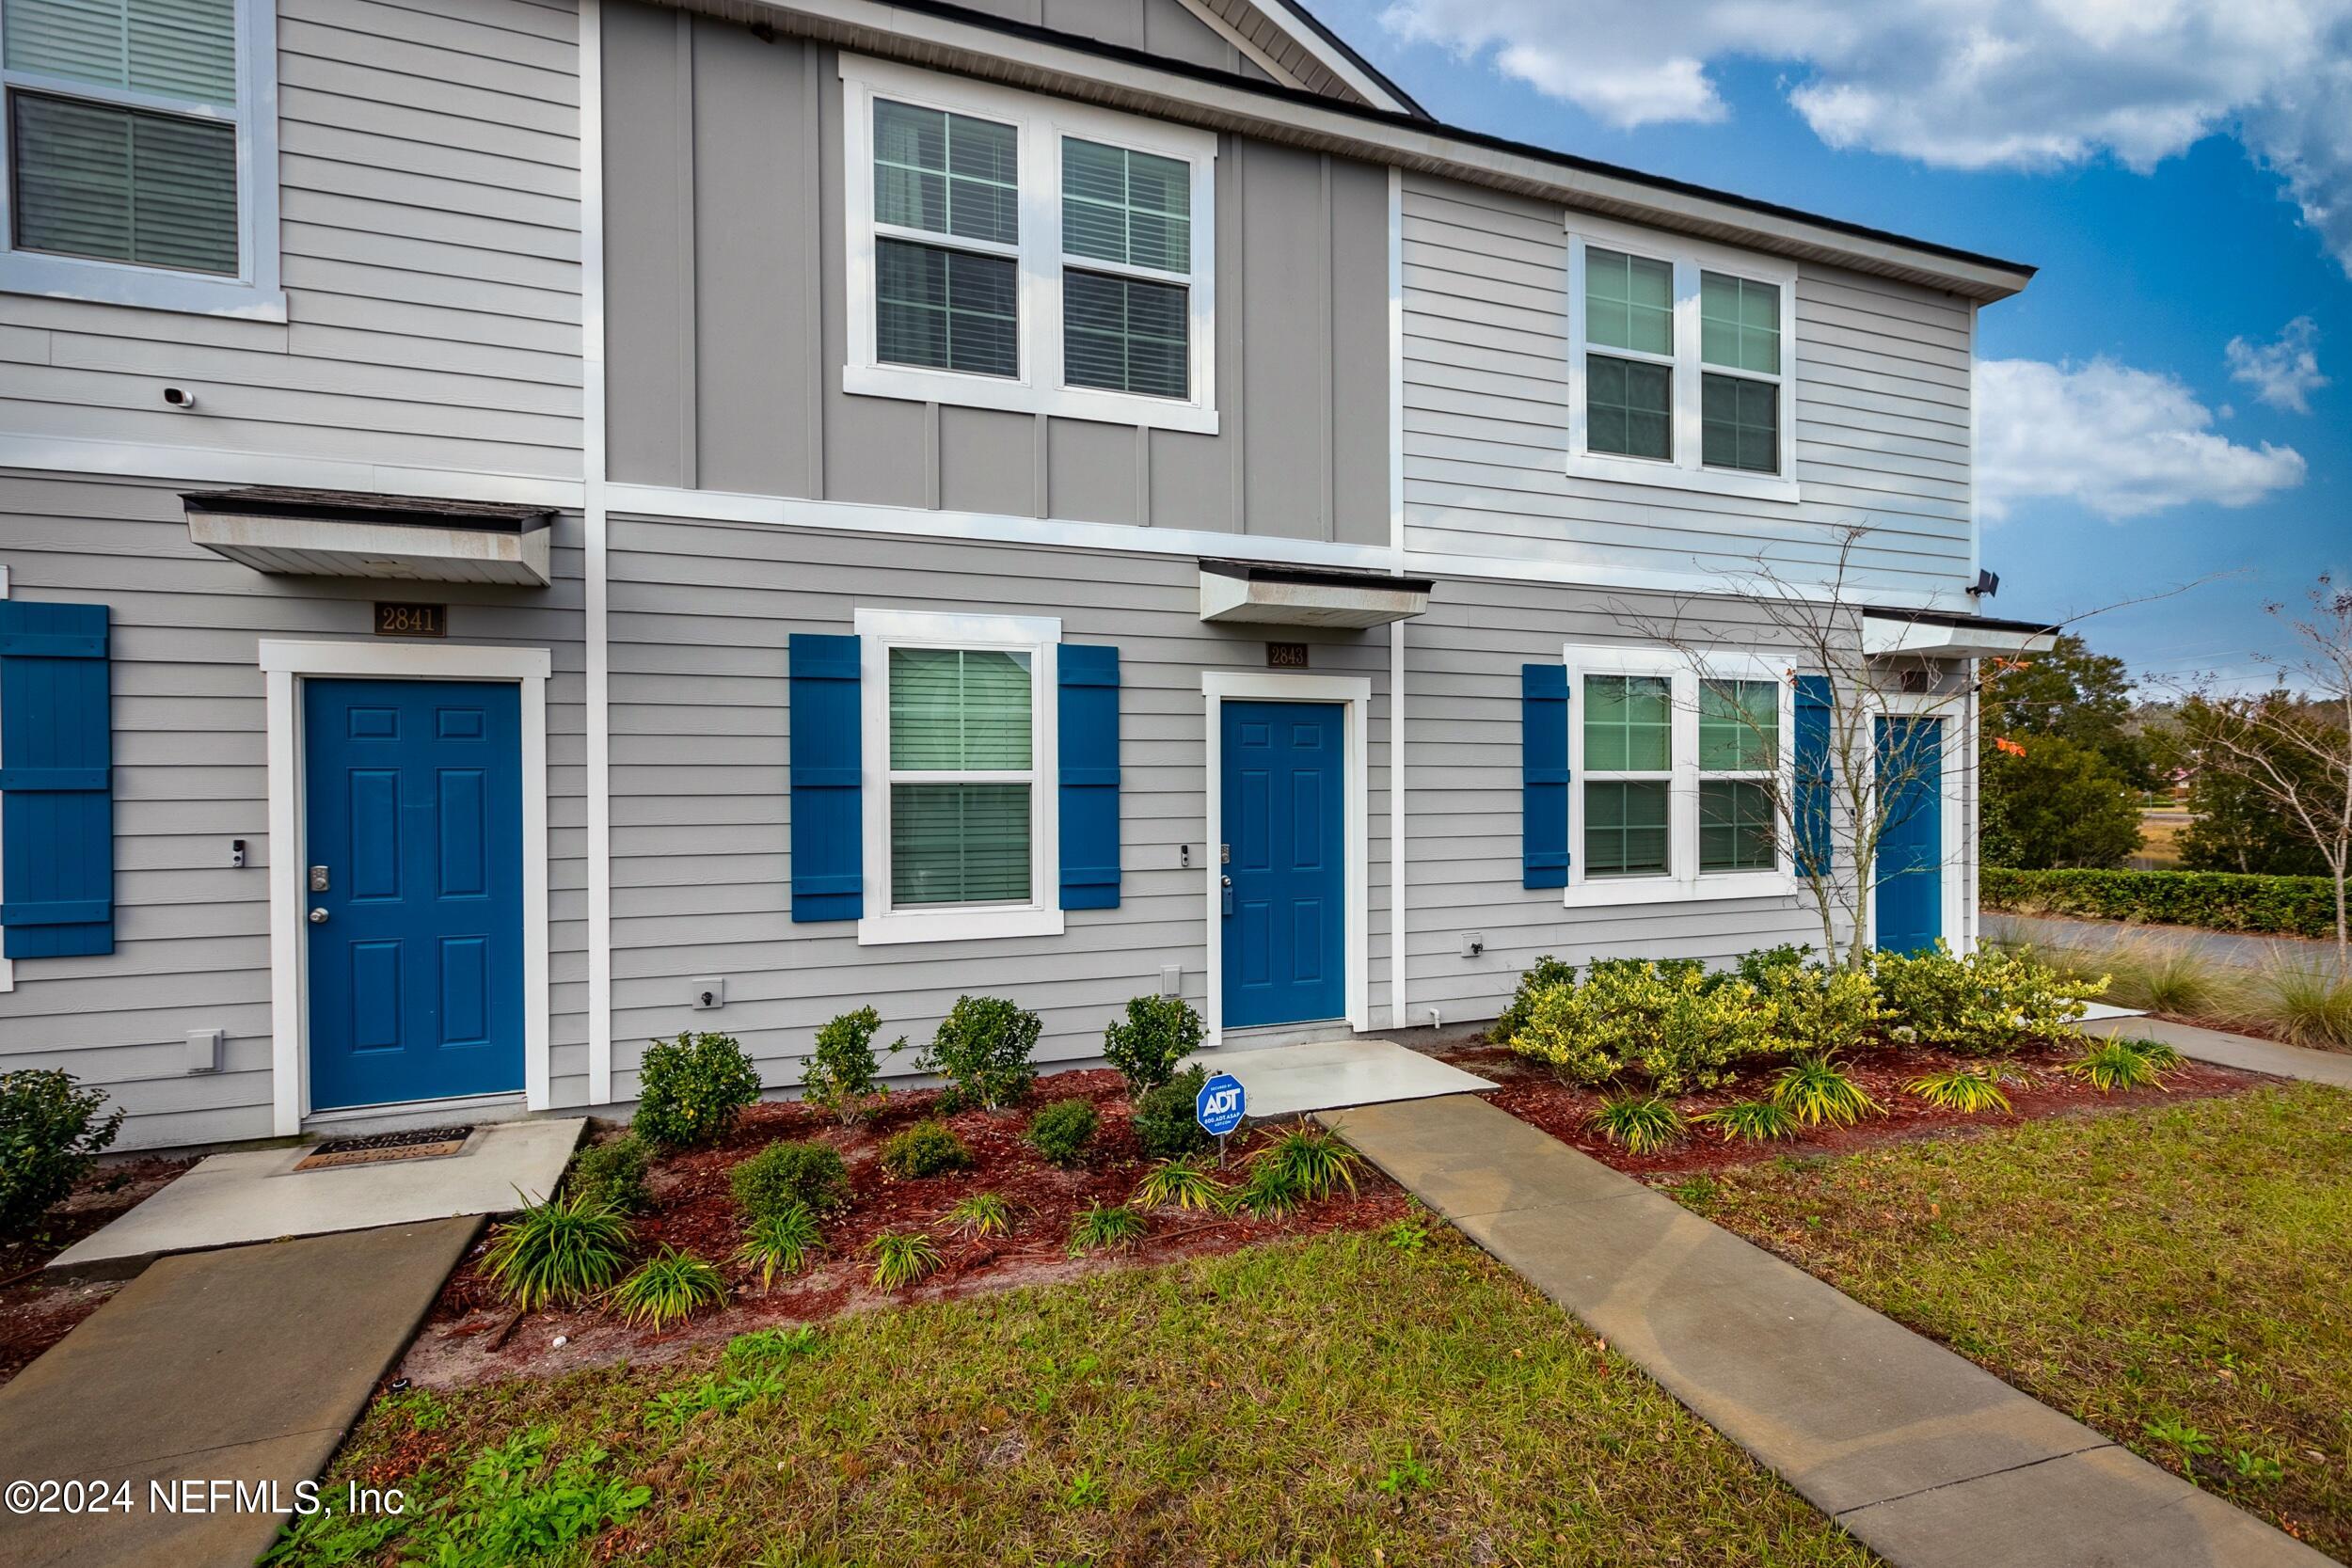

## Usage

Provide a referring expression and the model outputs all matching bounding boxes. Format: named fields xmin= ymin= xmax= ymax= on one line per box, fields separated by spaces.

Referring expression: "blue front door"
xmin=1874 ymin=715 xmax=1944 ymax=956
xmin=304 ymin=678 xmax=525 ymax=1111
xmin=1221 ymin=700 xmax=1345 ymax=1027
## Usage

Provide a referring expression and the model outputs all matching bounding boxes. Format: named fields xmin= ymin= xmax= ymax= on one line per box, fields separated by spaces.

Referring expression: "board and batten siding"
xmin=1400 ymin=572 xmax=1853 ymax=1023
xmin=0 ymin=0 xmax=583 ymax=483
xmin=599 ymin=2 xmax=1390 ymax=545
xmin=0 ymin=471 xmax=591 ymax=1150
xmin=1401 ymin=174 xmax=1976 ymax=608
xmin=605 ymin=515 xmax=1395 ymax=1095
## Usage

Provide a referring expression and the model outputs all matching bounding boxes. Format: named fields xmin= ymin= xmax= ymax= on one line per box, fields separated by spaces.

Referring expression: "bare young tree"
xmin=2163 ymin=578 xmax=2352 ymax=957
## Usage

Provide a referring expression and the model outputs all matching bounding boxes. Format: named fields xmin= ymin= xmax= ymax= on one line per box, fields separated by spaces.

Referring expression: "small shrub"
xmin=0 ymin=1069 xmax=123 ymax=1237
xmin=946 ymin=1192 xmax=1015 ymax=1238
xmin=879 ymin=1118 xmax=973 ymax=1179
xmin=1907 ymin=1067 xmax=2012 ymax=1114
xmin=1135 ymin=1156 xmax=1226 ymax=1212
xmin=609 ymin=1246 xmax=727 ymax=1328
xmin=868 ymin=1229 xmax=944 ymax=1289
xmin=634 ymin=1032 xmax=761 ymax=1148
xmin=1251 ymin=1126 xmax=1359 ymax=1199
xmin=1771 ymin=1052 xmax=1882 ymax=1127
xmin=1101 ymin=995 xmax=1205 ymax=1095
xmin=1750 ymin=958 xmax=1883 ymax=1056
xmin=1494 ymin=955 xmax=1577 ymax=1044
xmin=2255 ymin=959 xmax=2352 ymax=1050
xmin=1586 ymin=1093 xmax=1684 ymax=1154
xmin=1503 ymin=980 xmax=1618 ymax=1084
xmin=566 ymin=1134 xmax=649 ymax=1214
xmin=1024 ymin=1098 xmax=1100 ymax=1168
xmin=801 ymin=1006 xmax=904 ymax=1126
xmin=1232 ymin=1159 xmax=1304 ymax=1216
xmin=1135 ymin=1065 xmax=1213 ymax=1160
xmin=1731 ymin=944 xmax=1813 ymax=985
xmin=1507 ymin=960 xmax=1775 ymax=1091
xmin=482 ymin=1191 xmax=634 ymax=1310
xmin=1068 ymin=1203 xmax=1145 ymax=1255
xmin=2068 ymin=1037 xmax=2180 ymax=1093
xmin=1872 ymin=942 xmax=2104 ymax=1055
xmin=1693 ymin=1100 xmax=1799 ymax=1144
xmin=918 ymin=995 xmax=1041 ymax=1111
xmin=735 ymin=1202 xmax=822 ymax=1291
xmin=731 ymin=1139 xmax=850 ymax=1218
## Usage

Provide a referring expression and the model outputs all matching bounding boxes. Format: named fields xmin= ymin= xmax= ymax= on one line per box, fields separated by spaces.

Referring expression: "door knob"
xmin=309 ymin=907 xmax=330 ymax=924
xmin=1219 ymin=875 xmax=1233 ymax=917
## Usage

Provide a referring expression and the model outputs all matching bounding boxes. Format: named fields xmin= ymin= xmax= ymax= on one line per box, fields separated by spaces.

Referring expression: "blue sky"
xmin=1312 ymin=0 xmax=2350 ymax=689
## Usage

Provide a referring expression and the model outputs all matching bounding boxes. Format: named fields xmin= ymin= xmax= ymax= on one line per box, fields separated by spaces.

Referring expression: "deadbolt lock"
xmin=309 ymin=865 xmax=330 ymax=893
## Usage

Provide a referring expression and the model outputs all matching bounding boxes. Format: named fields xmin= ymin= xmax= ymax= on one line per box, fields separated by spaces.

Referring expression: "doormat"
xmin=294 ymin=1126 xmax=475 ymax=1172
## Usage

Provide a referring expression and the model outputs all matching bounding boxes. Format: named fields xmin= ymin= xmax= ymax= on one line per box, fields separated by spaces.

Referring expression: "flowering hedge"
xmin=1983 ymin=867 xmax=2338 ymax=939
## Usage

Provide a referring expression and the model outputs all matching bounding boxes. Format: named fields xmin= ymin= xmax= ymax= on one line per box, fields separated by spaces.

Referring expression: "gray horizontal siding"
xmin=0 ymin=469 xmax=590 ymax=1151
xmin=600 ymin=4 xmax=1389 ymax=544
xmin=1400 ymin=175 xmax=1976 ymax=607
xmin=605 ymin=515 xmax=1396 ymax=1096
xmin=0 ymin=0 xmax=582 ymax=481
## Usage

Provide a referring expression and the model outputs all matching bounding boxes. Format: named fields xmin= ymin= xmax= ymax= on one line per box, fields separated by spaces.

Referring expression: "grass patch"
xmin=1669 ymin=1084 xmax=2352 ymax=1557
xmin=290 ymin=1233 xmax=1876 ymax=1566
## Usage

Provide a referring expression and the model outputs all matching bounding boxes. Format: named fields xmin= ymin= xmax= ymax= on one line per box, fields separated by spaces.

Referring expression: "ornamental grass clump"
xmin=946 ymin=1192 xmax=1016 ymax=1239
xmin=2255 ymin=958 xmax=2352 ymax=1050
xmin=801 ymin=1006 xmax=904 ymax=1126
xmin=1693 ymin=1100 xmax=1799 ymax=1144
xmin=2068 ymin=1037 xmax=2182 ymax=1093
xmin=735 ymin=1202 xmax=823 ymax=1291
xmin=1134 ymin=1156 xmax=1227 ymax=1212
xmin=1068 ymin=1203 xmax=1146 ymax=1256
xmin=1586 ymin=1092 xmax=1685 ymax=1154
xmin=1770 ymin=1052 xmax=1881 ymax=1128
xmin=1101 ymin=994 xmax=1205 ymax=1096
xmin=609 ymin=1246 xmax=728 ymax=1329
xmin=1906 ymin=1066 xmax=2013 ymax=1114
xmin=868 ymin=1230 xmax=944 ymax=1289
xmin=1252 ymin=1126 xmax=1360 ymax=1199
xmin=482 ymin=1190 xmax=635 ymax=1311
xmin=879 ymin=1118 xmax=973 ymax=1179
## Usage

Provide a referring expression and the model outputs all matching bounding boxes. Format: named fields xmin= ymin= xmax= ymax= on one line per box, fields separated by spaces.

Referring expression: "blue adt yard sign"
xmin=1196 ymin=1073 xmax=1246 ymax=1136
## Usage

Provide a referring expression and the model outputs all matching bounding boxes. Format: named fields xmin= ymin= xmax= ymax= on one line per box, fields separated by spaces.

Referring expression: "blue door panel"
xmin=306 ymin=678 xmax=524 ymax=1111
xmin=1222 ymin=701 xmax=1345 ymax=1027
xmin=1874 ymin=716 xmax=1944 ymax=956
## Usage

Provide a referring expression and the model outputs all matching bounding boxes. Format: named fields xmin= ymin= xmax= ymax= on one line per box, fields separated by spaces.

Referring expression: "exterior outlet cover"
xmin=1460 ymin=931 xmax=1486 ymax=958
xmin=186 ymin=1028 xmax=225 ymax=1074
xmin=691 ymin=976 xmax=726 ymax=1010
xmin=1160 ymin=965 xmax=1183 ymax=997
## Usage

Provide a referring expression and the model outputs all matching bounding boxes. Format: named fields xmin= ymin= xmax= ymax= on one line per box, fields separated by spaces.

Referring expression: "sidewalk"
xmin=2082 ymin=1013 xmax=2352 ymax=1089
xmin=0 ymin=1219 xmax=479 ymax=1568
xmin=1320 ymin=1094 xmax=2329 ymax=1568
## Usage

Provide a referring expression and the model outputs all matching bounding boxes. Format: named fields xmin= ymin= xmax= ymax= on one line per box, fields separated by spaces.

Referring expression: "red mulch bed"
xmin=402 ymin=1069 xmax=1410 ymax=1389
xmin=1438 ymin=1039 xmax=2266 ymax=1180
xmin=0 ymin=1157 xmax=193 ymax=1388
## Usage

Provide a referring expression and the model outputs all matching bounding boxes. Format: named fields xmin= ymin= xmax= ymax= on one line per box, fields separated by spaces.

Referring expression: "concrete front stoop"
xmin=1319 ymin=1094 xmax=2330 ymax=1568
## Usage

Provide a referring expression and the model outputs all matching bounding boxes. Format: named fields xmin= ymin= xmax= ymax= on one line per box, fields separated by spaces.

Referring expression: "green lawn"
xmin=275 ymin=1228 xmax=1875 ymax=1567
xmin=1669 ymin=1084 xmax=2352 ymax=1560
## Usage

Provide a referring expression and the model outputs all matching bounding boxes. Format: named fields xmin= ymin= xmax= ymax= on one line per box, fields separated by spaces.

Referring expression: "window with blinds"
xmin=1582 ymin=673 xmax=1673 ymax=878
xmin=885 ymin=646 xmax=1037 ymax=908
xmin=1698 ymin=678 xmax=1780 ymax=872
xmin=4 ymin=0 xmax=241 ymax=276
xmin=1060 ymin=136 xmax=1191 ymax=399
xmin=870 ymin=100 xmax=1020 ymax=378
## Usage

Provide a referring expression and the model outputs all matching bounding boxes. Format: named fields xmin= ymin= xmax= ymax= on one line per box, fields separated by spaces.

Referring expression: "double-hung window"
xmin=843 ymin=55 xmax=1217 ymax=433
xmin=0 ymin=0 xmax=280 ymax=314
xmin=1565 ymin=648 xmax=1795 ymax=907
xmin=856 ymin=609 xmax=1063 ymax=946
xmin=1566 ymin=222 xmax=1795 ymax=503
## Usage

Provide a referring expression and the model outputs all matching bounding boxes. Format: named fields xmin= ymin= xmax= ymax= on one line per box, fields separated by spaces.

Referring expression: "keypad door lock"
xmin=1219 ymin=843 xmax=1231 ymax=864
xmin=310 ymin=865 xmax=330 ymax=893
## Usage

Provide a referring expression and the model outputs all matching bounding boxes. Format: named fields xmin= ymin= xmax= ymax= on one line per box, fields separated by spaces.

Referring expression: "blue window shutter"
xmin=1521 ymin=662 xmax=1568 ymax=889
xmin=1793 ymin=673 xmax=1833 ymax=877
xmin=0 ymin=600 xmax=114 ymax=958
xmin=1057 ymin=643 xmax=1120 ymax=910
xmin=788 ymin=633 xmax=862 ymax=921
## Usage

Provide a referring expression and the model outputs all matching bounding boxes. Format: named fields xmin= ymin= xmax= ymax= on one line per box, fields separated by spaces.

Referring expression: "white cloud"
xmin=1376 ymin=0 xmax=2352 ymax=270
xmin=1978 ymin=357 xmax=2306 ymax=519
xmin=2225 ymin=316 xmax=2329 ymax=411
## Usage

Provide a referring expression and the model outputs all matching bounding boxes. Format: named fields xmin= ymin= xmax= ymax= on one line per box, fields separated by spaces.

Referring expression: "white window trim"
xmin=1565 ymin=216 xmax=1797 ymax=505
xmin=839 ymin=54 xmax=1218 ymax=435
xmin=257 ymin=639 xmax=553 ymax=1137
xmin=1868 ymin=689 xmax=1969 ymax=955
xmin=854 ymin=607 xmax=1065 ymax=946
xmin=1562 ymin=645 xmax=1799 ymax=909
xmin=1200 ymin=671 xmax=1372 ymax=1048
xmin=0 ymin=0 xmax=285 ymax=319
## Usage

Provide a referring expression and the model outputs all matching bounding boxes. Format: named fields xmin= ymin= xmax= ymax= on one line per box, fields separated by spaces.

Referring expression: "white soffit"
xmin=1199 ymin=559 xmax=1432 ymax=627
xmin=1863 ymin=609 xmax=2059 ymax=661
xmin=184 ymin=487 xmax=556 ymax=587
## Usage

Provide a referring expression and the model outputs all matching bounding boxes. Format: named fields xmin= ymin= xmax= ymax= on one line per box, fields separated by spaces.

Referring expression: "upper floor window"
xmin=1566 ymin=223 xmax=1796 ymax=504
xmin=0 ymin=0 xmax=281 ymax=316
xmin=842 ymin=55 xmax=1217 ymax=435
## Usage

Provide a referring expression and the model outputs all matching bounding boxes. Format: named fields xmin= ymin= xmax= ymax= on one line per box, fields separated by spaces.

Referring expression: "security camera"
xmin=162 ymin=386 xmax=197 ymax=409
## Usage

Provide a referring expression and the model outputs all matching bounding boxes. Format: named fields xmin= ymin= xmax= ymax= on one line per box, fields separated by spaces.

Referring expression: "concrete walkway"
xmin=0 ymin=1219 xmax=478 ymax=1568
xmin=1320 ymin=1094 xmax=2329 ymax=1568
xmin=2082 ymin=1014 xmax=2352 ymax=1089
xmin=1184 ymin=1037 xmax=1493 ymax=1118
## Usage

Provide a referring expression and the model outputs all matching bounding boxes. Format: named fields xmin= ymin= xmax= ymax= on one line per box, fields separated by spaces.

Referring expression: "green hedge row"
xmin=1983 ymin=867 xmax=2341 ymax=939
